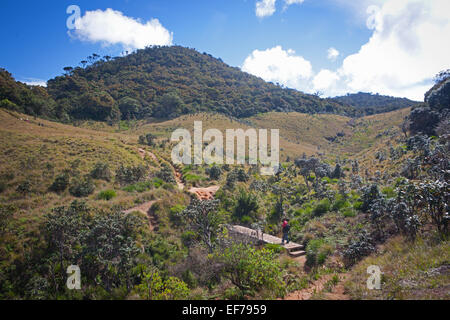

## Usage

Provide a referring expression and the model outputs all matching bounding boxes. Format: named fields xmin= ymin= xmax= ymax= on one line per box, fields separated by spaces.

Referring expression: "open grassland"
xmin=0 ymin=108 xmax=188 ymax=221
xmin=77 ymin=108 xmax=410 ymax=164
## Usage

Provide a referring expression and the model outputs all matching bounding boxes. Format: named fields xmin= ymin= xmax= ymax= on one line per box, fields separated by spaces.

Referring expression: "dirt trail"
xmin=283 ymin=273 xmax=350 ymax=300
xmin=188 ymin=185 xmax=221 ymax=200
xmin=138 ymin=148 xmax=185 ymax=190
xmin=124 ymin=200 xmax=158 ymax=231
xmin=138 ymin=148 xmax=158 ymax=162
xmin=171 ymin=164 xmax=185 ymax=191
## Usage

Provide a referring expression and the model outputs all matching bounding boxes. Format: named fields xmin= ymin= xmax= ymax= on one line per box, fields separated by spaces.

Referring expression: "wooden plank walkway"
xmin=229 ymin=225 xmax=306 ymax=257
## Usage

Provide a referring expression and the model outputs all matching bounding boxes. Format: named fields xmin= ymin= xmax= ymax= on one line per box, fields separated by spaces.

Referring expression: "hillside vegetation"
xmin=332 ymin=92 xmax=418 ymax=115
xmin=1 ymin=46 xmax=417 ymax=125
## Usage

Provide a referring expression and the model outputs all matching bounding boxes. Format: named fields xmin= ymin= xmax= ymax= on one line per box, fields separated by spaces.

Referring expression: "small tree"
xmin=82 ymin=210 xmax=144 ymax=292
xmin=182 ymin=199 xmax=224 ymax=253
xmin=136 ymin=267 xmax=189 ymax=300
xmin=360 ymin=184 xmax=382 ymax=212
xmin=343 ymin=230 xmax=375 ymax=267
xmin=417 ymin=180 xmax=449 ymax=236
xmin=44 ymin=201 xmax=88 ymax=289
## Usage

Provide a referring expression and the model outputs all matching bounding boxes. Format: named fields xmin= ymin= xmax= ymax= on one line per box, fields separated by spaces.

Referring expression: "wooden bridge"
xmin=229 ymin=225 xmax=306 ymax=257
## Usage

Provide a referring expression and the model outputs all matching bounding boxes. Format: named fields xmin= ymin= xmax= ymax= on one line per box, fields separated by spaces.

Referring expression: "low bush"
xmin=69 ymin=177 xmax=95 ymax=197
xmin=332 ymin=197 xmax=351 ymax=211
xmin=122 ymin=181 xmax=152 ymax=193
xmin=306 ymin=239 xmax=333 ymax=268
xmin=97 ymin=190 xmax=117 ymax=201
xmin=49 ymin=173 xmax=69 ymax=193
xmin=16 ymin=181 xmax=32 ymax=195
xmin=0 ymin=180 xmax=7 ymax=193
xmin=313 ymin=199 xmax=331 ymax=217
xmin=265 ymin=243 xmax=284 ymax=254
xmin=90 ymin=162 xmax=112 ymax=181
xmin=341 ymin=207 xmax=357 ymax=218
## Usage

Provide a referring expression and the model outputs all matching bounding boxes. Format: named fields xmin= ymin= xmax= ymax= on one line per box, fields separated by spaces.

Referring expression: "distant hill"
xmin=331 ymin=92 xmax=419 ymax=115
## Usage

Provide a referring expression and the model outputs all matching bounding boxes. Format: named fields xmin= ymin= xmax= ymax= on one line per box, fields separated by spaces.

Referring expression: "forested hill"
xmin=45 ymin=45 xmax=358 ymax=121
xmin=331 ymin=92 xmax=419 ymax=115
xmin=3 ymin=46 xmax=417 ymax=123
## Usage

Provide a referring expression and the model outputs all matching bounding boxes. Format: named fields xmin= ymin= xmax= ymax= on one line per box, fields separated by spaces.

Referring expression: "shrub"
xmin=360 ymin=184 xmax=382 ymax=212
xmin=16 ymin=181 xmax=31 ymax=195
xmin=0 ymin=204 xmax=15 ymax=234
xmin=306 ymin=239 xmax=333 ymax=268
xmin=136 ymin=269 xmax=190 ymax=300
xmin=353 ymin=201 xmax=363 ymax=211
xmin=184 ymin=173 xmax=204 ymax=183
xmin=138 ymin=133 xmax=156 ymax=146
xmin=313 ymin=199 xmax=331 ymax=217
xmin=233 ymin=189 xmax=259 ymax=221
xmin=343 ymin=230 xmax=375 ymax=267
xmin=265 ymin=243 xmax=284 ymax=254
xmin=332 ymin=197 xmax=351 ymax=211
xmin=69 ymin=177 xmax=95 ymax=197
xmin=181 ymin=270 xmax=197 ymax=289
xmin=206 ymin=165 xmax=222 ymax=180
xmin=169 ymin=205 xmax=185 ymax=226
xmin=97 ymin=190 xmax=117 ymax=201
xmin=156 ymin=163 xmax=175 ymax=183
xmin=0 ymin=180 xmax=7 ymax=193
xmin=49 ymin=173 xmax=70 ymax=193
xmin=216 ymin=243 xmax=286 ymax=298
xmin=122 ymin=181 xmax=153 ymax=193
xmin=382 ymin=187 xmax=396 ymax=199
xmin=115 ymin=164 xmax=147 ymax=186
xmin=417 ymin=180 xmax=449 ymax=235
xmin=181 ymin=231 xmax=197 ymax=248
xmin=241 ymin=215 xmax=252 ymax=225
xmin=152 ymin=178 xmax=164 ymax=188
xmin=90 ymin=162 xmax=111 ymax=181
xmin=341 ymin=207 xmax=357 ymax=217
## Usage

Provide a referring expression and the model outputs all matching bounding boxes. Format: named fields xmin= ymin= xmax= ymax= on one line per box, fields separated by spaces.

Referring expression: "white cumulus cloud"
xmin=242 ymin=46 xmax=313 ymax=89
xmin=313 ymin=69 xmax=339 ymax=91
xmin=327 ymin=47 xmax=340 ymax=61
xmin=247 ymin=0 xmax=449 ymax=101
xmin=319 ymin=0 xmax=450 ymax=100
xmin=71 ymin=8 xmax=173 ymax=51
xmin=256 ymin=0 xmax=305 ymax=18
xmin=256 ymin=0 xmax=277 ymax=18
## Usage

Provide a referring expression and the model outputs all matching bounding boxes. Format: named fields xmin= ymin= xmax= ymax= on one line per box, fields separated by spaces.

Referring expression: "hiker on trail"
xmin=281 ymin=219 xmax=290 ymax=245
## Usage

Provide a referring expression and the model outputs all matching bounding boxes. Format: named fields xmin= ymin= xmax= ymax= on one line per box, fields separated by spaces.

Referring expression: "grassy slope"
xmin=85 ymin=108 xmax=410 ymax=161
xmin=0 ymin=108 xmax=182 ymax=231
xmin=345 ymin=236 xmax=449 ymax=300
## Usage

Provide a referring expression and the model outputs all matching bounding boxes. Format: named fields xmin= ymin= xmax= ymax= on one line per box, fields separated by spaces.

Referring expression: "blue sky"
xmin=1 ymin=0 xmax=449 ymax=100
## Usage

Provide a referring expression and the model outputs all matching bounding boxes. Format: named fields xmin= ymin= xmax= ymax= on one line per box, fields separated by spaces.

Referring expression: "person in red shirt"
xmin=281 ymin=219 xmax=290 ymax=245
